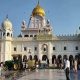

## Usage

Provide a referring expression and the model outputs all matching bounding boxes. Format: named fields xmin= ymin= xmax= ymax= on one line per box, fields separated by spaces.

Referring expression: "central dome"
xmin=32 ymin=3 xmax=45 ymax=17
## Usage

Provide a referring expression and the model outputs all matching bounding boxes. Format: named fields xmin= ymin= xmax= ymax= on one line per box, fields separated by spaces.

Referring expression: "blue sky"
xmin=0 ymin=0 xmax=80 ymax=36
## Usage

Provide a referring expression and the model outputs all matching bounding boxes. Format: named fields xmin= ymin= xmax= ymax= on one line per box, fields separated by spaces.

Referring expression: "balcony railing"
xmin=34 ymin=34 xmax=53 ymax=41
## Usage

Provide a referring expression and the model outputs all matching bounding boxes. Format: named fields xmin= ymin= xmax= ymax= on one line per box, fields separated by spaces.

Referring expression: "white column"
xmin=4 ymin=41 xmax=12 ymax=61
xmin=42 ymin=17 xmax=46 ymax=27
xmin=38 ymin=44 xmax=42 ymax=61
xmin=1 ymin=42 xmax=5 ymax=62
xmin=48 ymin=42 xmax=52 ymax=66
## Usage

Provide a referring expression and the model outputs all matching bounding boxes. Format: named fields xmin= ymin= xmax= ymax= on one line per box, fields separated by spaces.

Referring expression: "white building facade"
xmin=0 ymin=2 xmax=80 ymax=65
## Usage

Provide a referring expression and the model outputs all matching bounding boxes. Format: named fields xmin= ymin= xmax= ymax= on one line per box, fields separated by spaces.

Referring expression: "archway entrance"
xmin=52 ymin=55 xmax=56 ymax=64
xmin=29 ymin=55 xmax=32 ymax=60
xmin=69 ymin=55 xmax=74 ymax=69
xmin=57 ymin=55 xmax=62 ymax=68
xmin=42 ymin=55 xmax=48 ymax=61
xmin=34 ymin=55 xmax=38 ymax=62
xmin=23 ymin=55 xmax=27 ymax=62
xmin=75 ymin=55 xmax=78 ymax=59
xmin=63 ymin=55 xmax=67 ymax=68
xmin=42 ymin=55 xmax=49 ymax=67
xmin=63 ymin=55 xmax=67 ymax=60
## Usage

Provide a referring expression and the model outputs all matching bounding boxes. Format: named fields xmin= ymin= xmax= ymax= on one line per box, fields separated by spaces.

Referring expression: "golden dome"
xmin=32 ymin=3 xmax=45 ymax=17
xmin=2 ymin=18 xmax=12 ymax=30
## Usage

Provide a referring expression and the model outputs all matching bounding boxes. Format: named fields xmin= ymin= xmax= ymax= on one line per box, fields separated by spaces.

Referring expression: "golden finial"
xmin=38 ymin=0 xmax=39 ymax=5
xmin=6 ymin=14 xmax=8 ymax=19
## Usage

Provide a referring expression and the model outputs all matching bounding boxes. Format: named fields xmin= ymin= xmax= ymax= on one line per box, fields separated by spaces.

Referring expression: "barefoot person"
xmin=64 ymin=57 xmax=70 ymax=80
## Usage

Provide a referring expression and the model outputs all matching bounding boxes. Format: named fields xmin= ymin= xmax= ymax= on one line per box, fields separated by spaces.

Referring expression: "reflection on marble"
xmin=0 ymin=69 xmax=80 ymax=80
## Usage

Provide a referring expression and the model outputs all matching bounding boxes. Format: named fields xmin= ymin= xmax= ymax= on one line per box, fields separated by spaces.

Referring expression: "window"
xmin=14 ymin=47 xmax=16 ymax=51
xmin=24 ymin=47 xmax=27 ymax=51
xmin=30 ymin=35 xmax=33 ymax=37
xmin=24 ymin=35 xmax=29 ymax=37
xmin=75 ymin=46 xmax=78 ymax=50
xmin=7 ymin=33 xmax=10 ymax=36
xmin=44 ymin=48 xmax=46 ymax=51
xmin=28 ymin=49 xmax=31 ymax=54
xmin=34 ymin=47 xmax=37 ymax=51
xmin=64 ymin=46 xmax=66 ymax=50
xmin=34 ymin=35 xmax=37 ymax=37
xmin=53 ymin=47 xmax=55 ymax=50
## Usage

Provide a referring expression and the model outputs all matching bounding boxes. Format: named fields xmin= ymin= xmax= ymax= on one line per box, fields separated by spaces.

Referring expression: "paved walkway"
xmin=0 ymin=69 xmax=80 ymax=80
xmin=18 ymin=69 xmax=66 ymax=80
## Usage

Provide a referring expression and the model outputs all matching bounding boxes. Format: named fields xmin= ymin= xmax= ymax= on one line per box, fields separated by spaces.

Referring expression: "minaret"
xmin=1 ymin=16 xmax=13 ymax=39
xmin=1 ymin=16 xmax=13 ymax=62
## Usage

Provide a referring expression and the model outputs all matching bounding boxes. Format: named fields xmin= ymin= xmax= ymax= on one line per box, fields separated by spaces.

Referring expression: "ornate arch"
xmin=41 ymin=44 xmax=48 ymax=54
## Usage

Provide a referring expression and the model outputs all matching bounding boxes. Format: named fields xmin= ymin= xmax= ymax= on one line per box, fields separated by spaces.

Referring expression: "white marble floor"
xmin=18 ymin=69 xmax=66 ymax=80
xmin=1 ymin=69 xmax=80 ymax=80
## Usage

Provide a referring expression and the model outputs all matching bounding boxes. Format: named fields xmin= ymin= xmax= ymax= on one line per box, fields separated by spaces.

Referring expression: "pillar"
xmin=48 ymin=42 xmax=52 ymax=67
xmin=38 ymin=43 xmax=42 ymax=61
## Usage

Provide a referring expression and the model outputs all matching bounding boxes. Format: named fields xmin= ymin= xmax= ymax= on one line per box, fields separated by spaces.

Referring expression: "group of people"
xmin=21 ymin=56 xmax=50 ymax=71
xmin=19 ymin=57 xmax=78 ymax=80
xmin=0 ymin=55 xmax=79 ymax=80
xmin=64 ymin=58 xmax=78 ymax=80
xmin=22 ymin=57 xmax=41 ymax=71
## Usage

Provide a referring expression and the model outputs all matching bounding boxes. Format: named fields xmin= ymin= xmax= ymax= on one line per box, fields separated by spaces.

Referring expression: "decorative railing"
xmin=34 ymin=34 xmax=53 ymax=41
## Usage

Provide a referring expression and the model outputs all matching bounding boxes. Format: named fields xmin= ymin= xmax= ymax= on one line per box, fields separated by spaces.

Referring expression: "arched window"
xmin=42 ymin=44 xmax=48 ymax=52
xmin=24 ymin=35 xmax=29 ymax=37
xmin=30 ymin=35 xmax=33 ymax=37
xmin=44 ymin=48 xmax=46 ymax=51
xmin=34 ymin=35 xmax=37 ymax=37
xmin=7 ymin=33 xmax=10 ymax=36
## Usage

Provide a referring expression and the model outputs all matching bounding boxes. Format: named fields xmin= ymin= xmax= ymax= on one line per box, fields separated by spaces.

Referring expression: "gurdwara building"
xmin=0 ymin=2 xmax=80 ymax=65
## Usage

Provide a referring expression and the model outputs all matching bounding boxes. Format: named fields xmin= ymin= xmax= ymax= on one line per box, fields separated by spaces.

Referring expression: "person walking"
xmin=64 ymin=57 xmax=70 ymax=80
xmin=73 ymin=59 xmax=77 ymax=73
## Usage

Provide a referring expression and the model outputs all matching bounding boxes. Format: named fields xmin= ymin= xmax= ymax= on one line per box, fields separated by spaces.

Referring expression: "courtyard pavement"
xmin=18 ymin=69 xmax=66 ymax=80
xmin=0 ymin=69 xmax=80 ymax=80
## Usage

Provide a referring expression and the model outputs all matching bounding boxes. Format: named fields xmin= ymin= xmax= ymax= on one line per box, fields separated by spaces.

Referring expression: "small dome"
xmin=2 ymin=18 xmax=12 ymax=30
xmin=32 ymin=3 xmax=45 ymax=17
